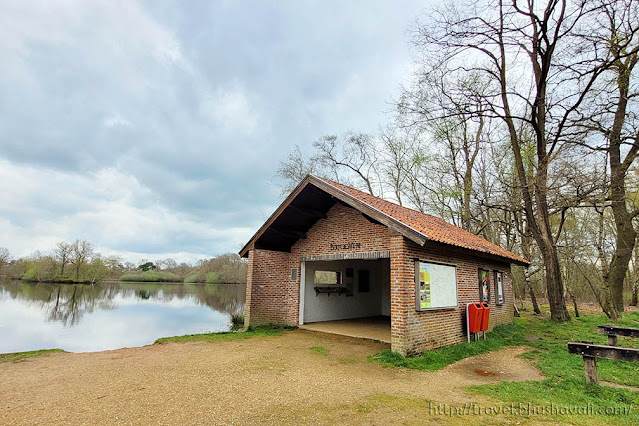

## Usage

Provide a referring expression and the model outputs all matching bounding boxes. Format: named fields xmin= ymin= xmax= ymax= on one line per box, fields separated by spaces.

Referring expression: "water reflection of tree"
xmin=137 ymin=290 xmax=151 ymax=300
xmin=0 ymin=280 xmax=246 ymax=326
xmin=1 ymin=281 xmax=118 ymax=326
xmin=118 ymin=282 xmax=246 ymax=314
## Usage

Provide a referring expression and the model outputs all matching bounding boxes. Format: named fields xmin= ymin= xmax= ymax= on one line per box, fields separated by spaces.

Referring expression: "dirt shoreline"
xmin=0 ymin=330 xmax=543 ymax=425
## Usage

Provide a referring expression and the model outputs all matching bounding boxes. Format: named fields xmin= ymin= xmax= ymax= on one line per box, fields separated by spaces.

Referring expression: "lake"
xmin=0 ymin=280 xmax=246 ymax=353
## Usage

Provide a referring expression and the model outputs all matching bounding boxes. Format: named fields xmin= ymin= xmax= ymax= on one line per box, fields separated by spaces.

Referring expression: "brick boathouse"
xmin=239 ymin=175 xmax=528 ymax=355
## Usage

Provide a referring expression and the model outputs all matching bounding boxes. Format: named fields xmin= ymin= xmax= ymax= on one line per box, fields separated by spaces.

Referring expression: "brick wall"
xmin=391 ymin=238 xmax=514 ymax=355
xmin=245 ymin=202 xmax=514 ymax=355
xmin=244 ymin=249 xmax=292 ymax=326
xmin=245 ymin=203 xmax=390 ymax=326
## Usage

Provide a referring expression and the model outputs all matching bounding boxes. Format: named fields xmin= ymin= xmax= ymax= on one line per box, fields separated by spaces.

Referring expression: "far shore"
xmin=3 ymin=277 xmax=245 ymax=285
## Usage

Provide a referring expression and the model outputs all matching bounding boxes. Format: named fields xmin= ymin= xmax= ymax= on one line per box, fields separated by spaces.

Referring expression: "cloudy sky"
xmin=0 ymin=0 xmax=427 ymax=264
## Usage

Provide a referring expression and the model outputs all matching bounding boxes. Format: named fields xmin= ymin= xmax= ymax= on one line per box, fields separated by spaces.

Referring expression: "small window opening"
xmin=314 ymin=270 xmax=341 ymax=285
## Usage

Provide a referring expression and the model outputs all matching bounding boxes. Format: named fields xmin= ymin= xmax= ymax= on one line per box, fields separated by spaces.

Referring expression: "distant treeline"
xmin=119 ymin=254 xmax=247 ymax=284
xmin=0 ymin=241 xmax=247 ymax=284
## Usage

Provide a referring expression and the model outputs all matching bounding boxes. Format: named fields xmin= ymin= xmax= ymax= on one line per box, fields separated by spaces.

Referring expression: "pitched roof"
xmin=239 ymin=175 xmax=528 ymax=265
xmin=317 ymin=177 xmax=528 ymax=265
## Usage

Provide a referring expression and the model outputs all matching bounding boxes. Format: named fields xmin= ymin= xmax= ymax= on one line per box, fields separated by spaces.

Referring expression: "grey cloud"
xmin=0 ymin=0 xmax=427 ymax=260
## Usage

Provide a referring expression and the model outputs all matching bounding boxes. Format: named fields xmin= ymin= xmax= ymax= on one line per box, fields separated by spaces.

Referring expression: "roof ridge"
xmin=318 ymin=176 xmax=447 ymax=220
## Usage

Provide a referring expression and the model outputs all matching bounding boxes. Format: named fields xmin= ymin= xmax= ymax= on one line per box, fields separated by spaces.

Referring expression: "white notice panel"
xmin=416 ymin=261 xmax=458 ymax=310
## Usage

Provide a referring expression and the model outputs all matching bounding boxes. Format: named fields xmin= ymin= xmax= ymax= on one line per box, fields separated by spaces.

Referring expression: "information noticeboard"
xmin=415 ymin=261 xmax=458 ymax=311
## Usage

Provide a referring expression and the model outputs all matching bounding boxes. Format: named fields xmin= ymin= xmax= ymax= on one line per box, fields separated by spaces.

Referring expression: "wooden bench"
xmin=568 ymin=324 xmax=639 ymax=384
xmin=597 ymin=324 xmax=639 ymax=346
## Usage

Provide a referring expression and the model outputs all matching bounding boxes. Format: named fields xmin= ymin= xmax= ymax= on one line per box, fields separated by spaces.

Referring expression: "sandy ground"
xmin=0 ymin=330 xmax=543 ymax=425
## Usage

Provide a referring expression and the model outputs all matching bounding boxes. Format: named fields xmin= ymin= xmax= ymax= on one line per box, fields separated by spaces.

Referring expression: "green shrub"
xmin=22 ymin=267 xmax=38 ymax=282
xmin=183 ymin=273 xmax=200 ymax=283
xmin=230 ymin=312 xmax=245 ymax=330
xmin=205 ymin=272 xmax=220 ymax=283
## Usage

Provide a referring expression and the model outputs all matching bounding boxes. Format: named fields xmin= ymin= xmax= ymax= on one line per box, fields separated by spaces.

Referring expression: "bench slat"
xmin=568 ymin=342 xmax=639 ymax=362
xmin=597 ymin=324 xmax=639 ymax=338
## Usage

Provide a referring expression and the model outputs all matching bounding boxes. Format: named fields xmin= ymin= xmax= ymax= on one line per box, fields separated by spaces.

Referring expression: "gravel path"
xmin=0 ymin=330 xmax=542 ymax=425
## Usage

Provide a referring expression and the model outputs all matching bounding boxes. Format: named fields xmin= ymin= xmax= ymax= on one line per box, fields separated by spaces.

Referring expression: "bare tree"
xmin=70 ymin=239 xmax=94 ymax=280
xmin=378 ymin=125 xmax=417 ymax=206
xmin=582 ymin=1 xmax=639 ymax=317
xmin=0 ymin=247 xmax=10 ymax=272
xmin=409 ymin=0 xmax=639 ymax=320
xmin=54 ymin=242 xmax=72 ymax=276
xmin=275 ymin=145 xmax=318 ymax=195
xmin=399 ymin=69 xmax=493 ymax=230
xmin=313 ymin=133 xmax=381 ymax=196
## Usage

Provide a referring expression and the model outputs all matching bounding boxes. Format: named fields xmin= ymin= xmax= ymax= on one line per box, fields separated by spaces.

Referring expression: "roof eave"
xmin=238 ymin=175 xmax=316 ymax=257
xmin=239 ymin=175 xmax=428 ymax=257
xmin=415 ymin=238 xmax=529 ymax=267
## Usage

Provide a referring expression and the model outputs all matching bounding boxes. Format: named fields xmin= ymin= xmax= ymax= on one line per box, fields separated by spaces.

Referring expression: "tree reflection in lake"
xmin=1 ymin=281 xmax=118 ymax=326
xmin=0 ymin=280 xmax=246 ymax=353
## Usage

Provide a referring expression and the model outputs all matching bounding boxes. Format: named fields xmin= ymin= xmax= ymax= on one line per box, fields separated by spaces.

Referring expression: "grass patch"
xmin=339 ymin=357 xmax=357 ymax=364
xmin=368 ymin=311 xmax=639 ymax=423
xmin=369 ymin=321 xmax=527 ymax=371
xmin=469 ymin=379 xmax=637 ymax=423
xmin=119 ymin=271 xmax=182 ymax=282
xmin=310 ymin=346 xmax=329 ymax=356
xmin=0 ymin=349 xmax=65 ymax=363
xmin=155 ymin=325 xmax=295 ymax=344
xmin=467 ymin=312 xmax=639 ymax=424
xmin=469 ymin=312 xmax=639 ymax=424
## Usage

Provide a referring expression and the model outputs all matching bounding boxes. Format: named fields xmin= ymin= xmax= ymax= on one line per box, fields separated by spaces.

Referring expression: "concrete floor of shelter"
xmin=300 ymin=315 xmax=391 ymax=343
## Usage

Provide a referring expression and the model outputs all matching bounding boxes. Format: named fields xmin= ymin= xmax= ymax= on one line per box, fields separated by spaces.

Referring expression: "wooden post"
xmin=569 ymin=338 xmax=639 ymax=387
xmin=583 ymin=356 xmax=598 ymax=384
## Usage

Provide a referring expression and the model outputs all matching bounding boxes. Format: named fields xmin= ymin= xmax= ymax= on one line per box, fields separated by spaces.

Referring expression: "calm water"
xmin=0 ymin=280 xmax=245 ymax=353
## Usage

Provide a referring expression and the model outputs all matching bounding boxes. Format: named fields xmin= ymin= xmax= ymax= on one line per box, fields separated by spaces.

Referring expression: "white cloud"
xmin=200 ymin=81 xmax=262 ymax=135
xmin=0 ymin=159 xmax=253 ymax=261
xmin=103 ymin=113 xmax=132 ymax=128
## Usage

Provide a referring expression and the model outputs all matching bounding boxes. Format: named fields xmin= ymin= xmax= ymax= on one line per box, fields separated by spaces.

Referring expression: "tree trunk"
xmin=607 ymin=162 xmax=634 ymax=315
xmin=540 ymin=242 xmax=570 ymax=321
xmin=631 ymin=245 xmax=639 ymax=307
xmin=524 ymin=267 xmax=541 ymax=314
xmin=606 ymin=51 xmax=638 ymax=315
xmin=500 ymin=62 xmax=569 ymax=321
xmin=607 ymin=215 xmax=635 ymax=313
xmin=569 ymin=291 xmax=580 ymax=318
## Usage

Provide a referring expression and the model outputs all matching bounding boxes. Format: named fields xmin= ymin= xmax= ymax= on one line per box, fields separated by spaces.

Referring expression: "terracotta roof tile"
xmin=318 ymin=177 xmax=528 ymax=265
